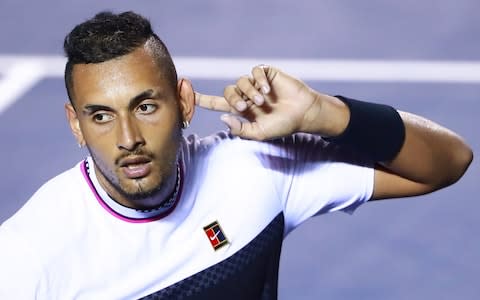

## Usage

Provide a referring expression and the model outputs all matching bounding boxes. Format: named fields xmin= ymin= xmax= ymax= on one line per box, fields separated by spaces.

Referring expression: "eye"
xmin=92 ymin=113 xmax=114 ymax=123
xmin=136 ymin=103 xmax=157 ymax=114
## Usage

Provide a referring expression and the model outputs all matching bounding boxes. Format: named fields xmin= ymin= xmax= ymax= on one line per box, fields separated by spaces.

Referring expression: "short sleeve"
xmin=263 ymin=134 xmax=375 ymax=235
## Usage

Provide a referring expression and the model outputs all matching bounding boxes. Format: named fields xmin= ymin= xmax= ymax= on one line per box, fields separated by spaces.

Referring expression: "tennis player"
xmin=0 ymin=11 xmax=472 ymax=299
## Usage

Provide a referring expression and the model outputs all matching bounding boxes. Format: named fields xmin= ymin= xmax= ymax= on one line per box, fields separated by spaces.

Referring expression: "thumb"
xmin=220 ymin=114 xmax=265 ymax=140
xmin=220 ymin=114 xmax=242 ymax=135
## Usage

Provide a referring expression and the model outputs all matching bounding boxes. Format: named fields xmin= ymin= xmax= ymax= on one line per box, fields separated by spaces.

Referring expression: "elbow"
xmin=442 ymin=142 xmax=473 ymax=187
xmin=455 ymin=144 xmax=473 ymax=180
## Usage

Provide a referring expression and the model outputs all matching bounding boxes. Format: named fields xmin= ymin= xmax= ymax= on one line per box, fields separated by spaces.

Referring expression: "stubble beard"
xmin=87 ymin=134 xmax=181 ymax=204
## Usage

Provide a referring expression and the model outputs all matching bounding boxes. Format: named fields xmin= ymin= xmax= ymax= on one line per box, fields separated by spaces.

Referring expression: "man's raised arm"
xmin=194 ymin=65 xmax=473 ymax=200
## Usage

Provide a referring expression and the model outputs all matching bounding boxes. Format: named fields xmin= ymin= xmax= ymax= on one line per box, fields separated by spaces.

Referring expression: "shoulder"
xmin=181 ymin=131 xmax=330 ymax=156
xmin=178 ymin=131 xmax=346 ymax=190
xmin=181 ymin=131 xmax=367 ymax=166
xmin=0 ymin=160 xmax=89 ymax=288
xmin=1 ymin=160 xmax=87 ymax=237
xmin=23 ymin=160 xmax=85 ymax=208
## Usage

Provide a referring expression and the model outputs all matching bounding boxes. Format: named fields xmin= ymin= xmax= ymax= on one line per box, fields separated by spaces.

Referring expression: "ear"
xmin=65 ymin=103 xmax=85 ymax=146
xmin=177 ymin=78 xmax=195 ymax=124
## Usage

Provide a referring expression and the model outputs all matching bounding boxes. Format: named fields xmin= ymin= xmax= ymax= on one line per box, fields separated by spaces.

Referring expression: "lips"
xmin=119 ymin=156 xmax=152 ymax=179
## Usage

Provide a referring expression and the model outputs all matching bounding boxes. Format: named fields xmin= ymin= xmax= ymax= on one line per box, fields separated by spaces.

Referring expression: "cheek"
xmin=144 ymin=125 xmax=181 ymax=154
xmin=144 ymin=126 xmax=182 ymax=164
xmin=79 ymin=118 xmax=117 ymax=155
xmin=143 ymin=108 xmax=181 ymax=141
xmin=79 ymin=116 xmax=114 ymax=141
xmin=84 ymin=131 xmax=117 ymax=165
xmin=88 ymin=144 xmax=113 ymax=167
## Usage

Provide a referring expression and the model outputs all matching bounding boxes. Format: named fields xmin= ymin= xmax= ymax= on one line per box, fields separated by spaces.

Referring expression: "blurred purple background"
xmin=0 ymin=1 xmax=479 ymax=299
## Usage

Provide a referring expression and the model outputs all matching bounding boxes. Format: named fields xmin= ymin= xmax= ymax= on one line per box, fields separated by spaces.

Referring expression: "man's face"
xmin=66 ymin=46 xmax=191 ymax=208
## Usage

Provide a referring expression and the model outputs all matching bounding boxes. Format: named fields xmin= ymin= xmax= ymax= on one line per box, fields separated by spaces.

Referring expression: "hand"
xmin=196 ymin=65 xmax=346 ymax=140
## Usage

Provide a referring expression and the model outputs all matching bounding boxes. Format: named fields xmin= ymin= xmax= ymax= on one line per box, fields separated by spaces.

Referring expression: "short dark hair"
xmin=64 ymin=11 xmax=177 ymax=104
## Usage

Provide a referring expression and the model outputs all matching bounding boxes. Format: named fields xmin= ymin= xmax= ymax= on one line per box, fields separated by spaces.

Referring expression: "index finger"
xmin=194 ymin=92 xmax=231 ymax=112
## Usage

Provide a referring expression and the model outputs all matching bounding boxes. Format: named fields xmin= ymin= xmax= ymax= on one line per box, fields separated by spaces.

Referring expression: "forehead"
xmin=71 ymin=47 xmax=174 ymax=106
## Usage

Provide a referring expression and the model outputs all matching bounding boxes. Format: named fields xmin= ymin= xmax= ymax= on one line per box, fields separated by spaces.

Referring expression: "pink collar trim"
xmin=80 ymin=159 xmax=183 ymax=223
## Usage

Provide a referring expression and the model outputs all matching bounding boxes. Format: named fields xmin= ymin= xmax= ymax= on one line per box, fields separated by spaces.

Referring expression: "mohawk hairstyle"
xmin=64 ymin=11 xmax=177 ymax=104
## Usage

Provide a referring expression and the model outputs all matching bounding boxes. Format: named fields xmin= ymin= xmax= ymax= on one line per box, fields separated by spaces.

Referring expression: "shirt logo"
xmin=203 ymin=221 xmax=229 ymax=251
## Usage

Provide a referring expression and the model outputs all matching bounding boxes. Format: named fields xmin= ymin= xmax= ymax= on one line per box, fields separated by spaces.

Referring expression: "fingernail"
xmin=262 ymin=86 xmax=270 ymax=94
xmin=221 ymin=114 xmax=232 ymax=131
xmin=235 ymin=101 xmax=247 ymax=111
xmin=254 ymin=95 xmax=264 ymax=105
xmin=220 ymin=114 xmax=229 ymax=122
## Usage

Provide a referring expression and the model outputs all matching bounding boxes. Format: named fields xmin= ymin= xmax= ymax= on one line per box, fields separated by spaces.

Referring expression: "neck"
xmin=94 ymin=163 xmax=179 ymax=211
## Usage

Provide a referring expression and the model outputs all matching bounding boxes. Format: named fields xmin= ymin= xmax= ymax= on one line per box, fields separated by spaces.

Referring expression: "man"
xmin=0 ymin=11 xmax=472 ymax=300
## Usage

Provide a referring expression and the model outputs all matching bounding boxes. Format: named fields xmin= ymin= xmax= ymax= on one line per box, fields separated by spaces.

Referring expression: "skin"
xmin=65 ymin=47 xmax=471 ymax=206
xmin=65 ymin=45 xmax=194 ymax=209
xmin=195 ymin=65 xmax=473 ymax=200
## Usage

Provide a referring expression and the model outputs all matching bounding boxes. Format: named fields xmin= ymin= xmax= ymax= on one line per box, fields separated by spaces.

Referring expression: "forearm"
xmin=383 ymin=111 xmax=473 ymax=188
xmin=214 ymin=64 xmax=472 ymax=198
xmin=304 ymin=93 xmax=473 ymax=189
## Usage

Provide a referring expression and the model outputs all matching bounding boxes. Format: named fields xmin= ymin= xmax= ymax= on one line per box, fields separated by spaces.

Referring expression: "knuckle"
xmin=247 ymin=87 xmax=260 ymax=97
xmin=224 ymin=86 xmax=238 ymax=100
xmin=224 ymin=84 xmax=235 ymax=93
xmin=209 ymin=97 xmax=217 ymax=110
xmin=236 ymin=75 xmax=250 ymax=86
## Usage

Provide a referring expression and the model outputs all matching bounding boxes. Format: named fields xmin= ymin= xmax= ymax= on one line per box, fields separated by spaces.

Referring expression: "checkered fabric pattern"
xmin=140 ymin=213 xmax=285 ymax=300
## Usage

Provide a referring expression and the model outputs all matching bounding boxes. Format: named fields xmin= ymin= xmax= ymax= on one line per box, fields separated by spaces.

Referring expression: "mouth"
xmin=119 ymin=156 xmax=152 ymax=179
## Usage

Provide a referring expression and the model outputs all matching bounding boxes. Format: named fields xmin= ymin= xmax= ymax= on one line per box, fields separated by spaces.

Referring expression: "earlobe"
xmin=65 ymin=103 xmax=85 ymax=146
xmin=177 ymin=78 xmax=195 ymax=125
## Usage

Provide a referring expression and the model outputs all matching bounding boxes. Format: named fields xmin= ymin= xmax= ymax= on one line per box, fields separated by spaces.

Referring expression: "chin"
xmin=119 ymin=176 xmax=165 ymax=201
xmin=119 ymin=184 xmax=163 ymax=201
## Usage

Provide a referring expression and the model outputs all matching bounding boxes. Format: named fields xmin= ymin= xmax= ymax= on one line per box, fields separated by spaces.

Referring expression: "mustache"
xmin=114 ymin=149 xmax=155 ymax=166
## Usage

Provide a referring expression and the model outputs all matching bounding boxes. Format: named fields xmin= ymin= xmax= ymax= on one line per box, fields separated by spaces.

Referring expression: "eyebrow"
xmin=82 ymin=104 xmax=113 ymax=115
xmin=82 ymin=89 xmax=163 ymax=115
xmin=128 ymin=89 xmax=160 ymax=110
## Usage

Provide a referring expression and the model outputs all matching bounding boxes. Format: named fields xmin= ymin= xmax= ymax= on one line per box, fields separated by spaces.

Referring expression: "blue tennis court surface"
xmin=1 ymin=1 xmax=479 ymax=299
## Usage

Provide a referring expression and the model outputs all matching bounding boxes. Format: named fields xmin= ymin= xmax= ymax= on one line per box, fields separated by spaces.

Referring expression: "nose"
xmin=116 ymin=115 xmax=145 ymax=151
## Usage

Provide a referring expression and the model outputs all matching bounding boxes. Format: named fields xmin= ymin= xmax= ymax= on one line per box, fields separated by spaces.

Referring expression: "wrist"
xmin=325 ymin=95 xmax=406 ymax=162
xmin=300 ymin=92 xmax=350 ymax=136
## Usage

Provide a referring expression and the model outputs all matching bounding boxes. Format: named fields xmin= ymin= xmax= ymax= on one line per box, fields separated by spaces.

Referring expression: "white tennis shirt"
xmin=0 ymin=132 xmax=374 ymax=299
